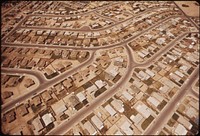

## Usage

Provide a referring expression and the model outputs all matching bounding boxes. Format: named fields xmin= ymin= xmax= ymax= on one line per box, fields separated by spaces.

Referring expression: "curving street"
xmin=1 ymin=1 xmax=199 ymax=135
xmin=2 ymin=51 xmax=95 ymax=113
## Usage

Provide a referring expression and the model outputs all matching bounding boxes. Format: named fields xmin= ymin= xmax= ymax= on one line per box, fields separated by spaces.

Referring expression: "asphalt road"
xmin=14 ymin=6 xmax=177 ymax=33
xmin=1 ymin=6 xmax=179 ymax=114
xmin=1 ymin=2 xmax=119 ymax=42
xmin=2 ymin=15 xmax=185 ymax=52
xmin=189 ymin=88 xmax=199 ymax=98
xmin=2 ymin=2 xmax=24 ymax=17
xmin=47 ymin=45 xmax=136 ymax=135
xmin=190 ymin=88 xmax=199 ymax=98
xmin=1 ymin=51 xmax=95 ymax=113
xmin=1 ymin=2 xmax=199 ymax=135
xmin=173 ymin=1 xmax=199 ymax=29
xmin=2 ymin=5 xmax=180 ymax=44
xmin=144 ymin=66 xmax=199 ymax=135
xmin=136 ymin=32 xmax=199 ymax=68
xmin=1 ymin=67 xmax=46 ymax=84
xmin=1 ymin=14 xmax=189 ymax=113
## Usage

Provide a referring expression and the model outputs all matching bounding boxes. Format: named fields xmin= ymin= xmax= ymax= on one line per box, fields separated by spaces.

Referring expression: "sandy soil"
xmin=175 ymin=1 xmax=199 ymax=17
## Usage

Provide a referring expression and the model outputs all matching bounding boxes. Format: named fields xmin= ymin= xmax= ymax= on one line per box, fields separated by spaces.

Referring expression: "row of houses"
xmin=7 ymin=7 xmax=180 ymax=47
xmin=2 ymin=47 xmax=89 ymax=70
xmin=133 ymin=17 xmax=189 ymax=61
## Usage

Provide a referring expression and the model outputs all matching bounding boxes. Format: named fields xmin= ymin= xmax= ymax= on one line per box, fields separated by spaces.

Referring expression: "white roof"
xmin=179 ymin=43 xmax=186 ymax=48
xmin=51 ymin=30 xmax=56 ymax=34
xmin=152 ymin=92 xmax=164 ymax=102
xmin=122 ymin=22 xmax=128 ymax=27
xmin=174 ymin=48 xmax=182 ymax=53
xmin=105 ymin=104 xmax=116 ymax=116
xmin=189 ymin=101 xmax=198 ymax=109
xmin=111 ymin=99 xmax=124 ymax=113
xmin=141 ymin=50 xmax=149 ymax=56
xmin=160 ymin=77 xmax=175 ymax=88
xmin=87 ymin=32 xmax=93 ymax=37
xmin=76 ymin=92 xmax=86 ymax=102
xmin=189 ymin=45 xmax=193 ymax=49
xmin=137 ymin=71 xmax=150 ymax=80
xmin=148 ymin=46 xmax=155 ymax=51
xmin=42 ymin=113 xmax=54 ymax=126
xmin=175 ymin=124 xmax=187 ymax=135
xmin=185 ymin=107 xmax=196 ymax=118
xmin=147 ymin=96 xmax=160 ymax=107
xmin=145 ymin=34 xmax=153 ymax=40
xmin=167 ymin=54 xmax=177 ymax=61
xmin=145 ymin=69 xmax=155 ymax=77
xmin=73 ymin=131 xmax=80 ymax=135
xmin=120 ymin=121 xmax=134 ymax=135
xmin=105 ymin=20 xmax=112 ymax=24
xmin=159 ymin=85 xmax=170 ymax=93
xmin=53 ymin=104 xmax=66 ymax=116
xmin=92 ymin=23 xmax=99 ymax=28
xmin=156 ymin=37 xmax=165 ymax=45
xmin=175 ymin=70 xmax=184 ymax=78
xmin=136 ymin=103 xmax=151 ymax=118
xmin=172 ymin=50 xmax=182 ymax=56
xmin=114 ymin=131 xmax=123 ymax=135
xmin=51 ymin=100 xmax=67 ymax=116
xmin=86 ymin=85 xmax=98 ymax=94
xmin=115 ymin=57 xmax=123 ymax=62
xmin=95 ymin=80 xmax=106 ymax=89
xmin=179 ymin=65 xmax=188 ymax=71
xmin=146 ymin=19 xmax=152 ymax=24
xmin=37 ymin=30 xmax=43 ymax=34
xmin=109 ymin=69 xmax=119 ymax=77
xmin=12 ymin=131 xmax=22 ymax=135
xmin=138 ymin=51 xmax=146 ymax=58
xmin=133 ymin=80 xmax=143 ymax=88
xmin=186 ymin=54 xmax=197 ymax=62
xmin=166 ymin=31 xmax=174 ymax=37
xmin=122 ymin=91 xmax=133 ymax=101
xmin=91 ymin=115 xmax=104 ymax=130
xmin=178 ymin=116 xmax=193 ymax=130
xmin=170 ymin=73 xmax=181 ymax=82
xmin=106 ymin=29 xmax=111 ymax=33
xmin=130 ymin=114 xmax=143 ymax=124
xmin=93 ymin=32 xmax=100 ymax=37
xmin=187 ymin=36 xmax=197 ymax=42
xmin=84 ymin=121 xmax=97 ymax=135
xmin=65 ymin=16 xmax=71 ymax=20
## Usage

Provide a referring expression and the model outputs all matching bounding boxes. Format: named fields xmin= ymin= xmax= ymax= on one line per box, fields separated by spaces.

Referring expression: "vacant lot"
xmin=175 ymin=1 xmax=199 ymax=17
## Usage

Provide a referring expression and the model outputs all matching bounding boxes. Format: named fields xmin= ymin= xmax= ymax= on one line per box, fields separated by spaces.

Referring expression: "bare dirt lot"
xmin=175 ymin=1 xmax=199 ymax=17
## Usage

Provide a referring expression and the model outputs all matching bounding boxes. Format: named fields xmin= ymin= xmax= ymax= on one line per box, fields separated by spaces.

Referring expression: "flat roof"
xmin=84 ymin=121 xmax=97 ymax=135
xmin=76 ymin=92 xmax=86 ymax=102
xmin=86 ymin=84 xmax=98 ymax=94
xmin=104 ymin=104 xmax=116 ymax=116
xmin=130 ymin=113 xmax=143 ymax=124
xmin=111 ymin=99 xmax=124 ymax=113
xmin=175 ymin=124 xmax=187 ymax=135
xmin=51 ymin=100 xmax=67 ymax=116
xmin=42 ymin=113 xmax=54 ymax=126
xmin=136 ymin=103 xmax=151 ymax=118
xmin=114 ymin=130 xmax=123 ymax=135
xmin=32 ymin=117 xmax=44 ymax=132
xmin=120 ymin=121 xmax=134 ymax=135
xmin=91 ymin=115 xmax=104 ymax=130
xmin=147 ymin=96 xmax=160 ymax=107
xmin=95 ymin=80 xmax=106 ymax=89
xmin=122 ymin=91 xmax=133 ymax=101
